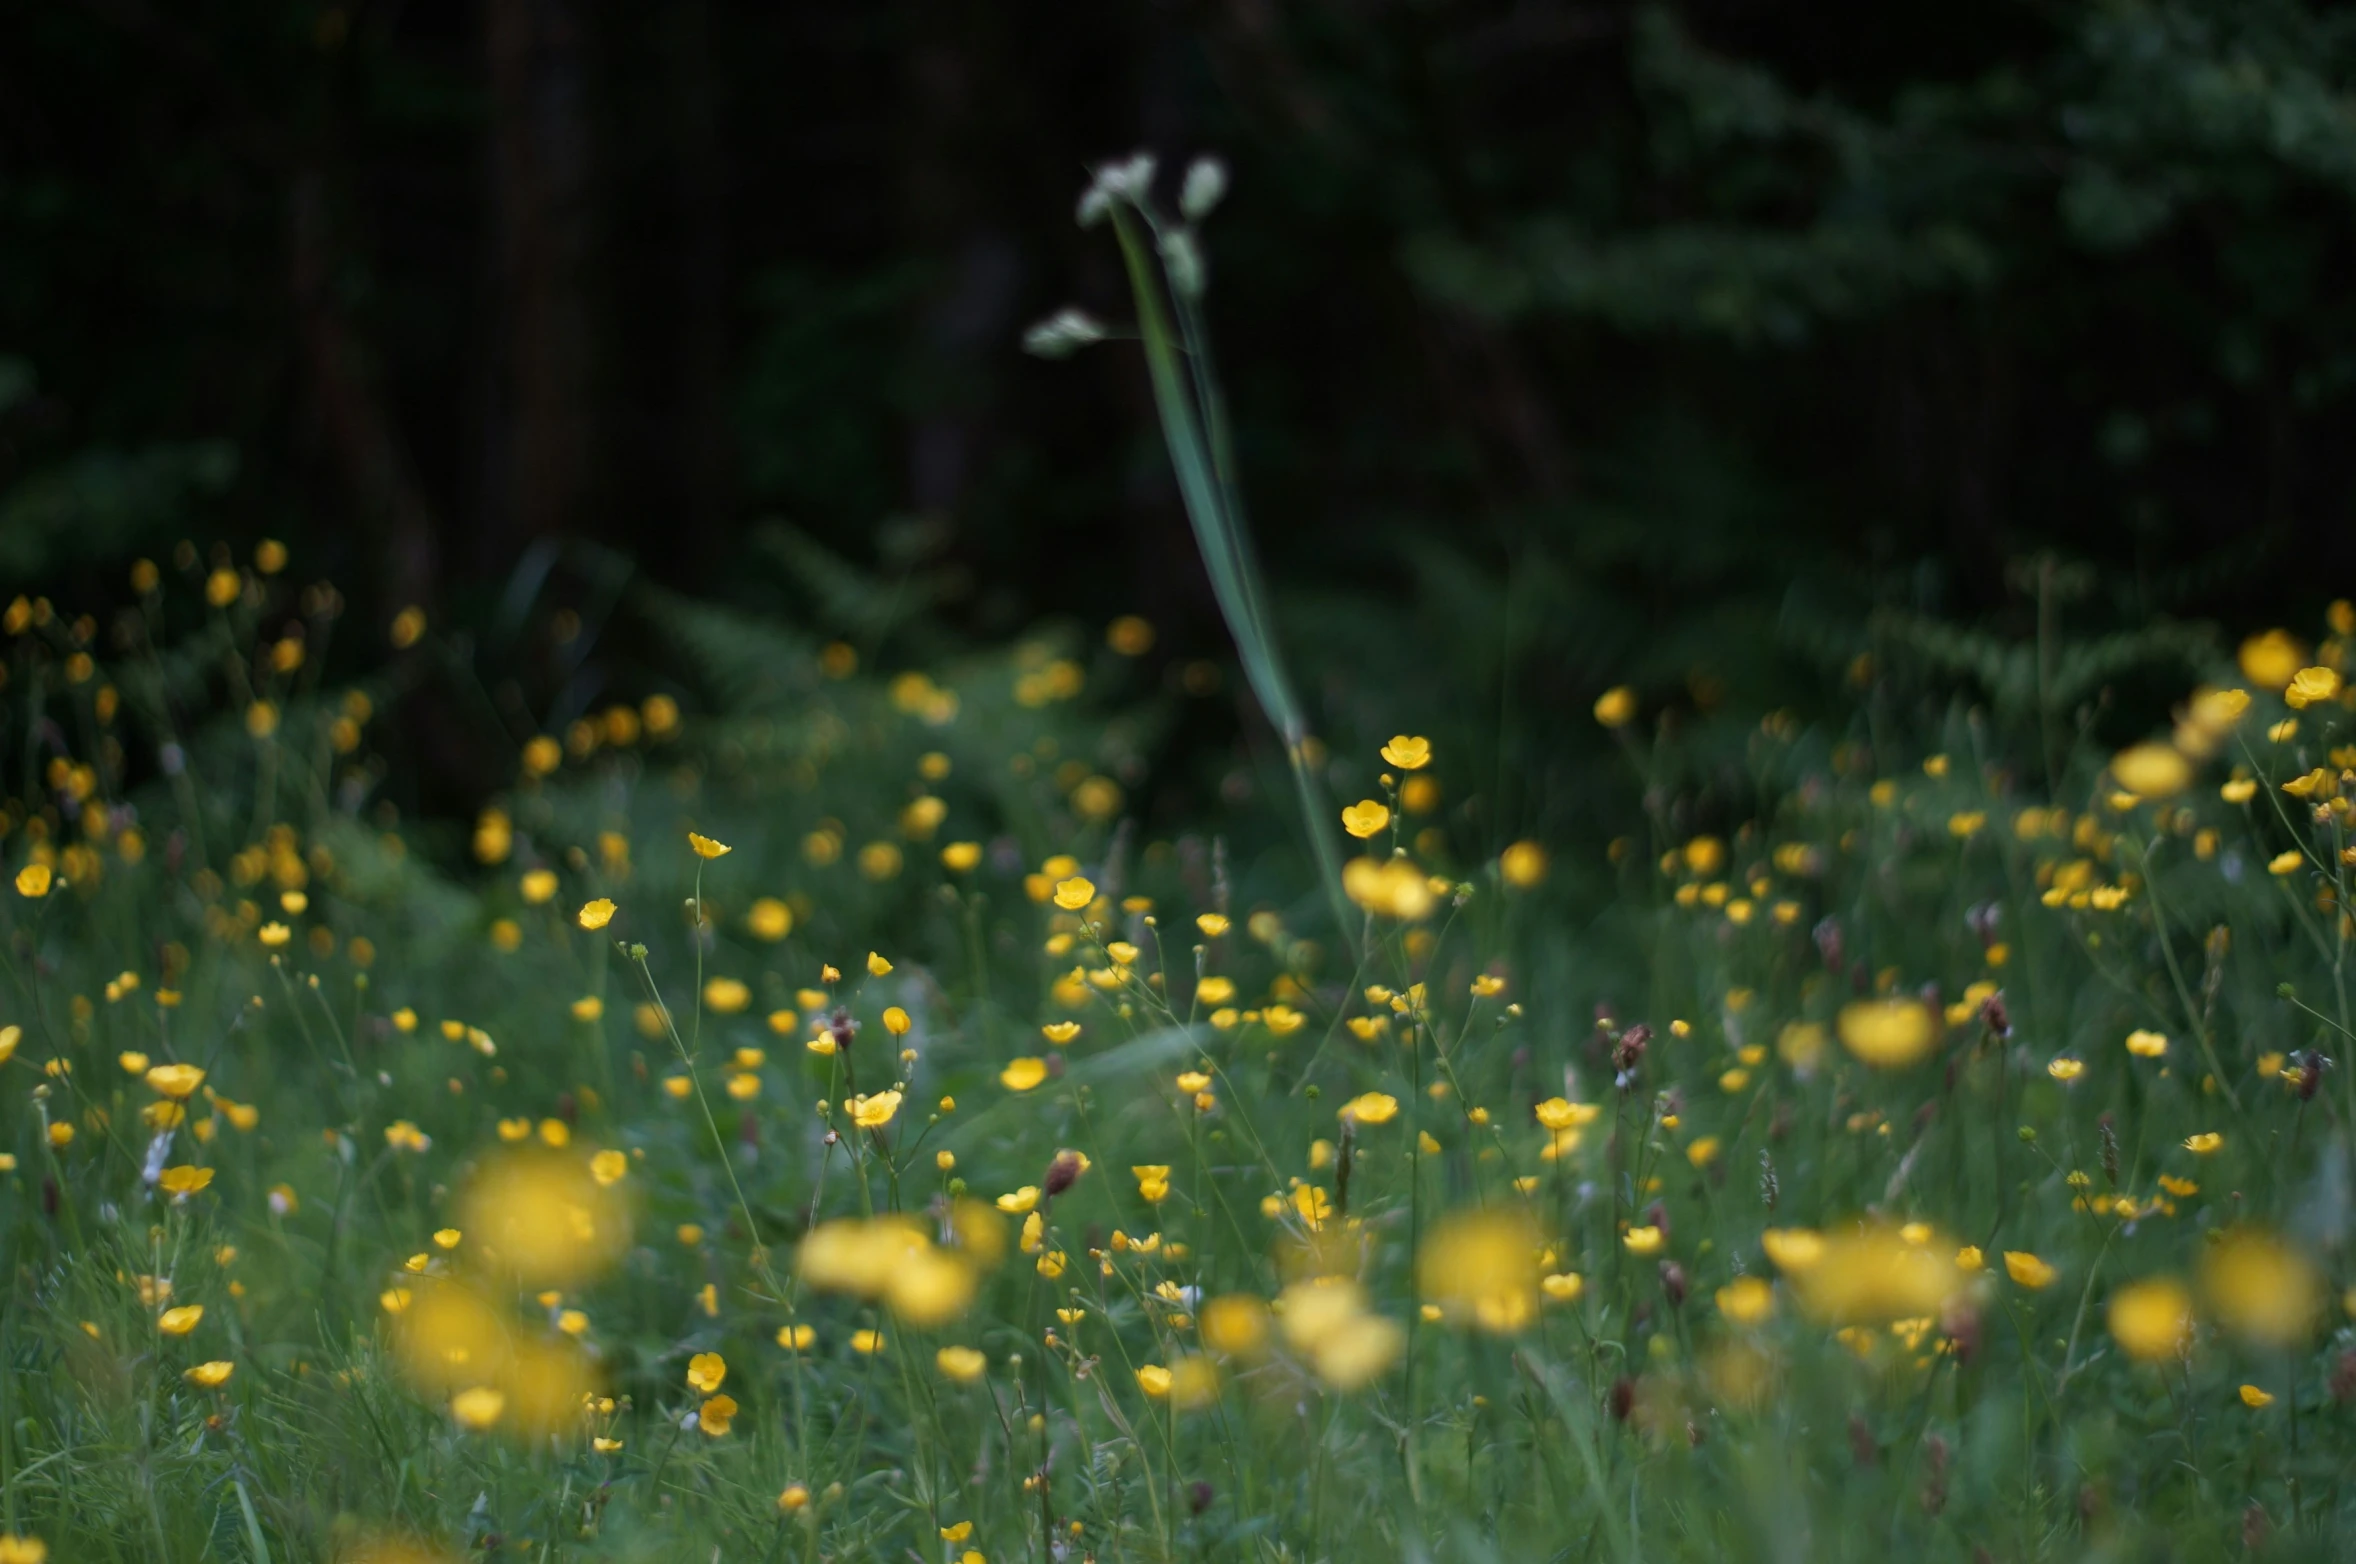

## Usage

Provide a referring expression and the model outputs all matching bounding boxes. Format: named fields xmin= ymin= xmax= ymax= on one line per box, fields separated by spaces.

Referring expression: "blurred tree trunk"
xmin=482 ymin=0 xmax=596 ymax=565
xmin=660 ymin=0 xmax=730 ymax=567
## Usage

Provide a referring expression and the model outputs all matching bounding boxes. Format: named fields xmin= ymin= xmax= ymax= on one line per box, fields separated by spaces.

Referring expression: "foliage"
xmin=3 ymin=484 xmax=2356 ymax=1563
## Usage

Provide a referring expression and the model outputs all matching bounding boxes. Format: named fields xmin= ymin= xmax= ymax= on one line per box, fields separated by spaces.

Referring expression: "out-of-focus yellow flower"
xmin=1001 ymin=1058 xmax=1048 ymax=1091
xmin=2110 ymin=742 xmax=2192 ymax=798
xmin=451 ymin=1387 xmax=506 ymax=1431
xmin=2183 ymin=1132 xmax=2223 ymax=1154
xmin=2125 ymin=1029 xmax=2168 ymax=1058
xmin=1593 ymin=687 xmax=1638 ymax=728
xmin=1715 ymin=1276 xmax=1775 ymax=1325
xmin=2239 ymin=630 xmax=2305 ymax=688
xmin=1339 ymin=1091 xmax=1397 ymax=1126
xmin=1782 ymin=1227 xmax=1960 ymax=1324
xmin=2107 ymin=1277 xmax=2193 ymax=1362
xmin=455 ymin=1152 xmax=630 ymax=1286
xmin=1418 ymin=1210 xmax=1541 ymax=1334
xmin=185 ymin=1361 xmax=234 ymax=1388
xmin=1344 ymin=856 xmax=1435 ymax=919
xmin=937 ymin=1345 xmax=987 ymax=1383
xmin=1836 ymin=1000 xmax=1937 ymax=1068
xmin=2004 ymin=1251 xmax=2057 ymax=1290
xmin=1277 ymin=1278 xmax=1402 ymax=1390
xmin=1499 ymin=841 xmax=1549 ymax=889
xmin=2202 ymin=1229 xmax=2320 ymax=1347
xmin=158 ymin=1305 xmax=204 ymax=1336
xmin=1199 ymin=1295 xmax=1269 ymax=1357
xmin=2240 ymin=1384 xmax=2276 ymax=1408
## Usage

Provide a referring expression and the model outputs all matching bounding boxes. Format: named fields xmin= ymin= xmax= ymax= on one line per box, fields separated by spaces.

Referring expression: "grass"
xmin=1 ymin=179 xmax=2355 ymax=1564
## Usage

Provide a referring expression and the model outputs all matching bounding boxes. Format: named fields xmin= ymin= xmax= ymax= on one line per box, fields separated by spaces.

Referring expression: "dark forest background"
xmin=4 ymin=0 xmax=2356 ymax=821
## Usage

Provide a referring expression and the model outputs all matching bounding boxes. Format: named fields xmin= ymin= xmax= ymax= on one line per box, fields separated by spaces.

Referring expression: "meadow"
xmin=5 ymin=162 xmax=2356 ymax=1564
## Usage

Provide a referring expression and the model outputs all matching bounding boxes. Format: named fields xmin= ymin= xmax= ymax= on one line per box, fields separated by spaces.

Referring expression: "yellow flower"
xmin=703 ymin=977 xmax=750 ymax=1014
xmin=2201 ymin=1229 xmax=2321 ymax=1347
xmin=1955 ymin=1245 xmax=1983 ymax=1271
xmin=851 ymin=1090 xmax=902 ymax=1129
xmin=851 ymin=1329 xmax=886 ymax=1355
xmin=940 ymin=1521 xmax=974 ymax=1543
xmin=2003 ymin=1251 xmax=2057 ymax=1290
xmin=776 ymin=1323 xmax=815 ymax=1350
xmin=697 ymin=1394 xmax=738 ymax=1435
xmin=1498 ymin=841 xmax=1549 ymax=888
xmin=258 ymin=922 xmax=292 ymax=949
xmin=159 ymin=1165 xmax=214 ymax=1197
xmin=451 ymin=1386 xmax=506 ymax=1431
xmin=2125 ymin=1029 xmax=2168 ymax=1058
xmin=748 ymin=897 xmax=794 ymax=940
xmin=2183 ymin=1132 xmax=2223 ymax=1155
xmin=2269 ymin=851 xmax=2303 ymax=876
xmin=146 ymin=1063 xmax=205 ymax=1099
xmin=2239 ymin=629 xmax=2306 ymax=688
xmin=1052 ymin=876 xmax=1096 ymax=911
xmin=2107 ymin=1277 xmax=2193 ymax=1362
xmin=2240 ymin=1384 xmax=2276 ymax=1408
xmin=2047 ymin=1057 xmax=2085 ymax=1082
xmin=571 ymin=995 xmax=604 ymax=1023
xmin=2110 ymin=741 xmax=2192 ymax=798
xmin=866 ymin=951 xmax=892 ymax=977
xmin=688 ymin=832 xmax=731 ymax=859
xmin=2285 ymin=666 xmax=2343 ymax=709
xmin=590 ymin=1149 xmax=628 ymax=1186
xmin=1041 ymin=1021 xmax=1081 ymax=1045
xmin=520 ymin=868 xmax=558 ymax=904
xmin=434 ymin=1228 xmax=462 ymax=1249
xmin=1715 ymin=1276 xmax=1775 ymax=1325
xmin=15 ymin=863 xmax=51 ymax=898
xmin=1196 ymin=913 xmax=1230 ymax=937
xmin=1592 ymin=686 xmax=1638 ymax=728
xmin=778 ymin=1484 xmax=810 ymax=1512
xmin=1339 ymin=1091 xmax=1398 ymax=1126
xmin=184 ymin=1361 xmax=234 ymax=1388
xmin=937 ymin=1345 xmax=987 ymax=1383
xmin=1541 ymin=1273 xmax=1584 ymax=1304
xmin=1136 ymin=1364 xmax=1173 ymax=1398
xmin=577 ymin=898 xmax=617 ymax=930
xmin=1836 ymin=999 xmax=1937 ymax=1068
xmin=1261 ymin=1003 xmax=1308 ymax=1036
xmin=686 ymin=1352 xmax=727 ymax=1393
xmin=1622 ymin=1225 xmax=1664 ymax=1256
xmin=1001 ymin=1058 xmax=1048 ymax=1091
xmin=1686 ymin=1136 xmax=1721 ymax=1168
xmin=1340 ymin=800 xmax=1391 ymax=839
xmin=158 ymin=1304 xmax=205 ymax=1336
xmin=1380 ymin=735 xmax=1432 ymax=770
xmin=997 ymin=1187 xmax=1040 ymax=1214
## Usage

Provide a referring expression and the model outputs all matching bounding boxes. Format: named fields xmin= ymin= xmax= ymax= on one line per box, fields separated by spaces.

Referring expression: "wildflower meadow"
xmin=9 ymin=155 xmax=2356 ymax=1564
